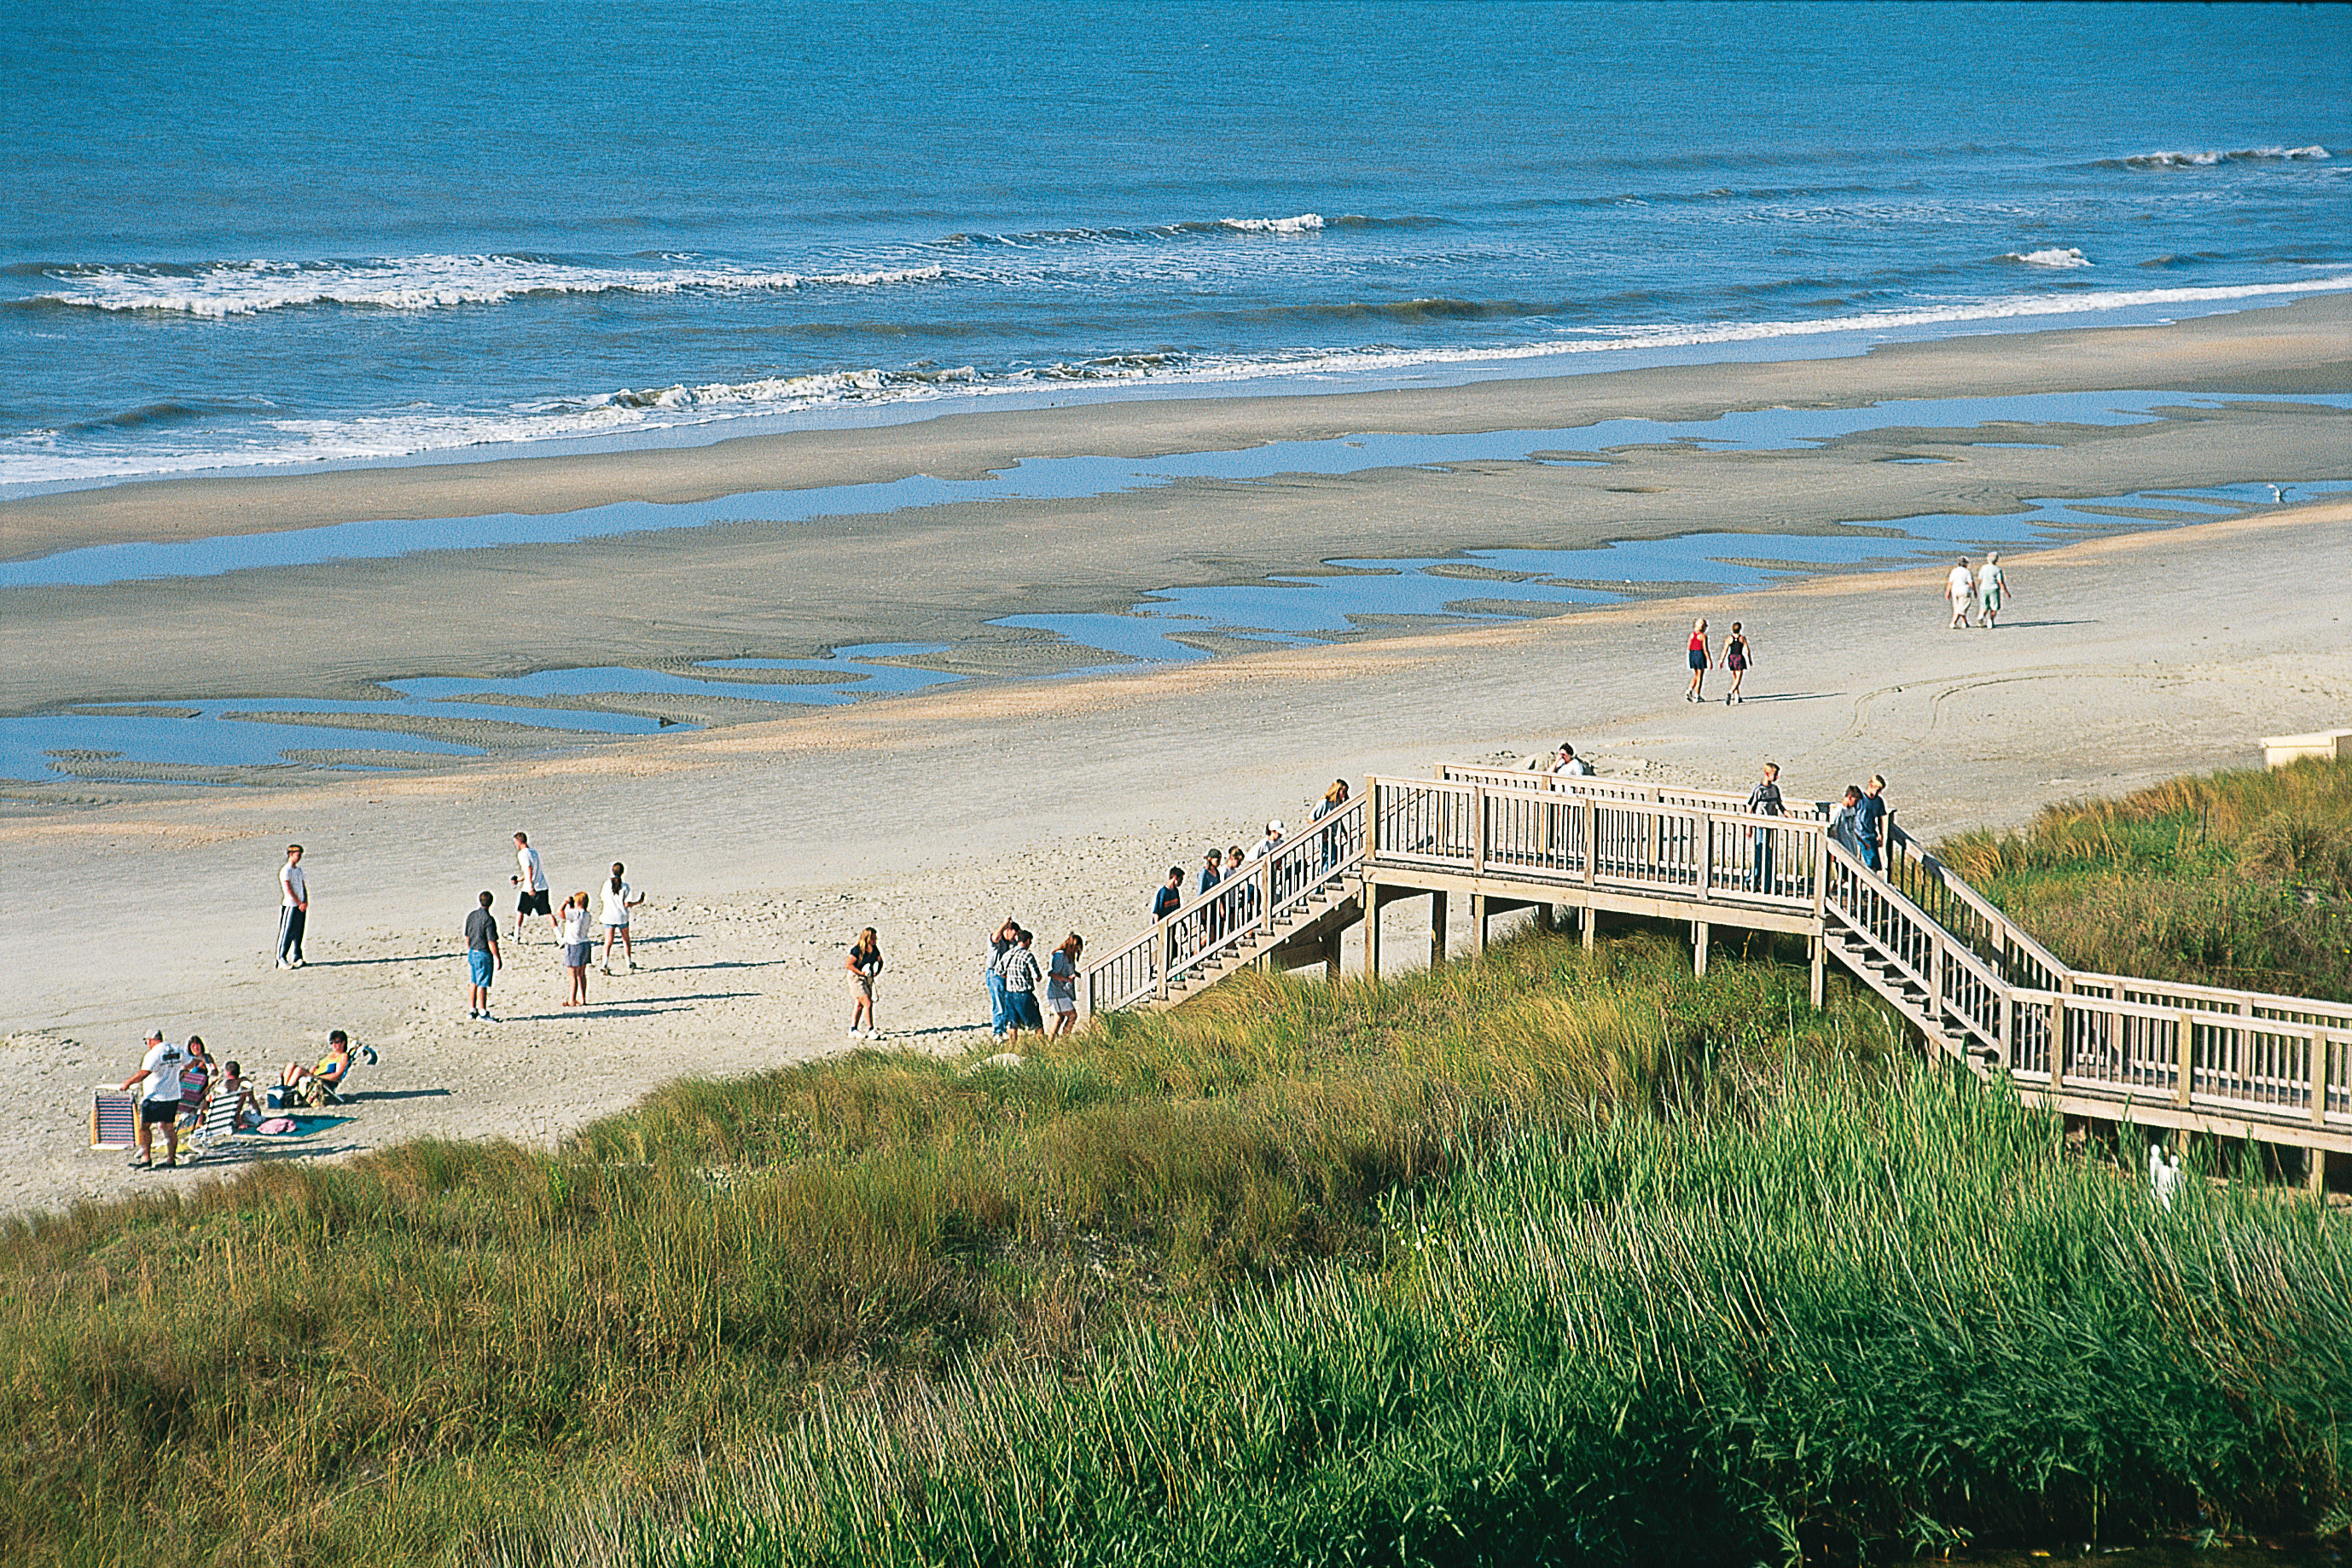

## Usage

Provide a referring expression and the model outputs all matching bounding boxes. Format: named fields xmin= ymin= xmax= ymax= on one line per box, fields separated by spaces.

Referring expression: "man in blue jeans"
xmin=1855 ymin=775 xmax=1890 ymax=871
xmin=1745 ymin=762 xmax=1784 ymax=893
xmin=464 ymin=891 xmax=502 ymax=1021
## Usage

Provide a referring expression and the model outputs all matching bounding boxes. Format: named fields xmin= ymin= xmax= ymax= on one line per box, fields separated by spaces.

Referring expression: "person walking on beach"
xmin=847 ymin=926 xmax=885 ymax=1038
xmin=1855 ymin=775 xmax=1890 ymax=872
xmin=276 ymin=844 xmax=309 ymax=968
xmin=118 ymin=1028 xmax=186 ymax=1170
xmin=465 ymin=891 xmax=502 ymax=1021
xmin=600 ymin=862 xmax=645 ymax=973
xmin=1047 ymin=932 xmax=1084 ymax=1037
xmin=1719 ymin=623 xmax=1752 ymax=705
xmin=512 ymin=832 xmax=558 ymax=938
xmin=1946 ymin=558 xmax=1976 ymax=630
xmin=1745 ymin=762 xmax=1785 ymax=892
xmin=1684 ymin=618 xmax=1710 ymax=702
xmin=996 ymin=928 xmax=1044 ymax=1041
xmin=1976 ymin=551 xmax=2014 ymax=628
xmin=559 ymin=891 xmax=593 ymax=1006
xmin=984 ymin=915 xmax=1019 ymax=1037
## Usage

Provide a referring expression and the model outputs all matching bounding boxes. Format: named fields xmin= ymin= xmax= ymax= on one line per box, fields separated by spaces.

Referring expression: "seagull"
xmin=2268 ymin=485 xmax=2287 ymax=504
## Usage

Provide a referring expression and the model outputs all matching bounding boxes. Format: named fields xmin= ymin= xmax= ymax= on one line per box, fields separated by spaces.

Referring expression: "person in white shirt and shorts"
xmin=601 ymin=862 xmax=646 ymax=973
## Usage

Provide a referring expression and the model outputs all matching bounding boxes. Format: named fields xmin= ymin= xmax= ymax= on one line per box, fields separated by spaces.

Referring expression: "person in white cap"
xmin=1976 ymin=551 xmax=2014 ymax=628
xmin=118 ymin=1029 xmax=186 ymax=1170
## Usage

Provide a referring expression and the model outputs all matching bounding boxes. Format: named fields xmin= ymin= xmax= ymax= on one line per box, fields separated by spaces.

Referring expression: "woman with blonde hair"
xmin=559 ymin=891 xmax=594 ymax=1005
xmin=1046 ymin=932 xmax=1084 ymax=1037
xmin=847 ymin=926 xmax=885 ymax=1038
xmin=1684 ymin=618 xmax=1710 ymax=703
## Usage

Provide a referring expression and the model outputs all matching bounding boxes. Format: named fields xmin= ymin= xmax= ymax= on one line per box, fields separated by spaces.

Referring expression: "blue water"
xmin=13 ymin=484 xmax=2344 ymax=785
xmin=9 ymin=390 xmax=2340 ymax=589
xmin=3 ymin=2 xmax=2347 ymax=491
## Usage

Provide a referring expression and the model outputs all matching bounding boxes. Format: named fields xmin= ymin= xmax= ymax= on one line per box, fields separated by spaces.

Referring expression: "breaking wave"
xmin=18 ymin=254 xmax=948 ymax=318
xmin=2005 ymin=247 xmax=2092 ymax=269
xmin=2099 ymin=145 xmax=2332 ymax=171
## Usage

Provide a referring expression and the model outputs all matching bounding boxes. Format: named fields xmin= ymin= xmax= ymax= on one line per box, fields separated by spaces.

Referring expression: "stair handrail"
xmin=1437 ymin=761 xmax=1835 ymax=822
xmin=1082 ymin=793 xmax=1367 ymax=1015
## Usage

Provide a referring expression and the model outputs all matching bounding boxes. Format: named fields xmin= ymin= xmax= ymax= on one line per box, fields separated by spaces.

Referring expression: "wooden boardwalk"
xmin=1083 ymin=765 xmax=2352 ymax=1180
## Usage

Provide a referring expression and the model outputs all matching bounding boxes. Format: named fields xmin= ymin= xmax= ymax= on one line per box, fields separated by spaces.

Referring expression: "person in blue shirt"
xmin=1855 ymin=775 xmax=1890 ymax=871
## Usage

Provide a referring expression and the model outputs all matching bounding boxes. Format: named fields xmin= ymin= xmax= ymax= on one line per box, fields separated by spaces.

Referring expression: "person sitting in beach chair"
xmin=279 ymin=1031 xmax=357 ymax=1106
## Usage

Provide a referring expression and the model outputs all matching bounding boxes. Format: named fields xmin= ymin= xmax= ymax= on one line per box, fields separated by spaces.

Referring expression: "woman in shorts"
xmin=847 ymin=926 xmax=884 ymax=1038
xmin=1046 ymin=932 xmax=1084 ymax=1037
xmin=1684 ymin=618 xmax=1710 ymax=703
xmin=559 ymin=891 xmax=594 ymax=1006
xmin=1719 ymin=622 xmax=1751 ymax=705
xmin=600 ymin=862 xmax=645 ymax=973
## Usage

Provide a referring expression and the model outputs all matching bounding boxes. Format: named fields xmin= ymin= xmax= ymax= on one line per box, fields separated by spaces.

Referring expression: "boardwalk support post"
xmin=1364 ymin=884 xmax=1383 ymax=980
xmin=1429 ymin=891 xmax=1449 ymax=969
xmin=1693 ymin=920 xmax=1709 ymax=979
xmin=1469 ymin=893 xmax=1487 ymax=957
xmin=1809 ymin=937 xmax=1825 ymax=1010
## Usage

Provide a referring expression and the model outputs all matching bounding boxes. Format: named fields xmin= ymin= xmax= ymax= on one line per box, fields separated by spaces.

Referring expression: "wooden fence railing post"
xmin=2175 ymin=1009 xmax=2196 ymax=1106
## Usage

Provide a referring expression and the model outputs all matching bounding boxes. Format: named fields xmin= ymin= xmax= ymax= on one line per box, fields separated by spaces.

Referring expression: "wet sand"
xmin=1 ymin=299 xmax=2347 ymax=1218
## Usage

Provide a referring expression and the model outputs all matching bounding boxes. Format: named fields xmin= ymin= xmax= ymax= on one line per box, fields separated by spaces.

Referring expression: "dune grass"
xmin=552 ymin=1065 xmax=2352 ymax=1568
xmin=1936 ymin=757 xmax=2352 ymax=1000
xmin=0 ymin=931 xmax=1889 ymax=1568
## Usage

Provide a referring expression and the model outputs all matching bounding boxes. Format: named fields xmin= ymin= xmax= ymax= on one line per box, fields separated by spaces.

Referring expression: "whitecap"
xmin=1217 ymin=214 xmax=1326 ymax=235
xmin=2005 ymin=247 xmax=2092 ymax=269
xmin=26 ymin=254 xmax=947 ymax=317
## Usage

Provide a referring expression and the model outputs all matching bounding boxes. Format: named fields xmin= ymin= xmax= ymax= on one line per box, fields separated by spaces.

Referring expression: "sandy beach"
xmin=2 ymin=300 xmax=2347 ymax=1221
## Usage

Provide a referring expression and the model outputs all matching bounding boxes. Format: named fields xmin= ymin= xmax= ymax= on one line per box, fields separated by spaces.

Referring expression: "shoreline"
xmin=3 ymin=293 xmax=2348 ymax=564
xmin=2 ymin=497 xmax=2348 ymax=1219
xmin=1 ymin=295 xmax=2345 ymax=789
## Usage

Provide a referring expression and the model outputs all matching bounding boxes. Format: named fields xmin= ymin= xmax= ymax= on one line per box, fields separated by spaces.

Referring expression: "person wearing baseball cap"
xmin=118 ymin=1029 xmax=187 ymax=1170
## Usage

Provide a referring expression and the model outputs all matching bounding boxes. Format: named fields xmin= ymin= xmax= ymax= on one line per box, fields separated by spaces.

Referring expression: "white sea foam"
xmin=2006 ymin=247 xmax=2092 ymax=269
xmin=2115 ymin=145 xmax=2332 ymax=170
xmin=1217 ymin=214 xmax=1325 ymax=235
xmin=7 ymin=274 xmax=2349 ymax=489
xmin=30 ymin=255 xmax=947 ymax=317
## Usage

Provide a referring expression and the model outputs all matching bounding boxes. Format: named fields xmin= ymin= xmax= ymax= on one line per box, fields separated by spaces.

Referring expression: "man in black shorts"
xmin=512 ymin=831 xmax=559 ymax=937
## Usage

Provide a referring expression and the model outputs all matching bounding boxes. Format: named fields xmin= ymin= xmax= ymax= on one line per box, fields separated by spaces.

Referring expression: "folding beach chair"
xmin=181 ymin=1092 xmax=247 ymax=1163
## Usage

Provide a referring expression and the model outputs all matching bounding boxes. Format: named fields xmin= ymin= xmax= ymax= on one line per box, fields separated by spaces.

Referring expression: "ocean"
xmin=4 ymin=1 xmax=2347 ymax=494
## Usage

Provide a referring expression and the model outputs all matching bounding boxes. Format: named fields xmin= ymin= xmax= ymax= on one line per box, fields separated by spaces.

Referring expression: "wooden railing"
xmin=1082 ymin=763 xmax=2352 ymax=1149
xmin=1437 ymin=761 xmax=1834 ymax=822
xmin=1844 ymin=827 xmax=2352 ymax=1135
xmin=1082 ymin=795 xmax=1366 ymax=1014
xmin=1376 ymin=774 xmax=1826 ymax=913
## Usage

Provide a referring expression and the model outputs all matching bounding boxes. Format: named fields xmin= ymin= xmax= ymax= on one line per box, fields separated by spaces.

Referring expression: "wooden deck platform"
xmin=1084 ymin=765 xmax=2352 ymax=1177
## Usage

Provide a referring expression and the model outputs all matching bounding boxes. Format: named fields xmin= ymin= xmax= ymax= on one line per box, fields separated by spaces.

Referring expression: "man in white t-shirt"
xmin=600 ymin=861 xmax=647 ymax=973
xmin=1946 ymin=558 xmax=1977 ymax=630
xmin=511 ymin=831 xmax=560 ymax=938
xmin=276 ymin=844 xmax=309 ymax=968
xmin=118 ymin=1028 xmax=187 ymax=1170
